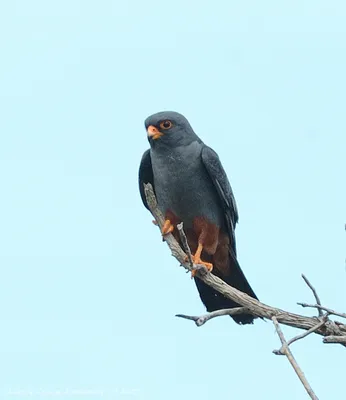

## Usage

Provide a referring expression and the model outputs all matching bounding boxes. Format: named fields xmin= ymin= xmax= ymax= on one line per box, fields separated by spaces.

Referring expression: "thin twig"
xmin=298 ymin=303 xmax=346 ymax=320
xmin=301 ymin=274 xmax=323 ymax=317
xmin=272 ymin=317 xmax=319 ymax=400
xmin=177 ymin=222 xmax=194 ymax=269
xmin=286 ymin=316 xmax=329 ymax=348
xmin=176 ymin=307 xmax=250 ymax=327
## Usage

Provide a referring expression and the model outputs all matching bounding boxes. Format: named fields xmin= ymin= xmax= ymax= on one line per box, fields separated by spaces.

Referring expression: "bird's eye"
xmin=160 ymin=120 xmax=172 ymax=130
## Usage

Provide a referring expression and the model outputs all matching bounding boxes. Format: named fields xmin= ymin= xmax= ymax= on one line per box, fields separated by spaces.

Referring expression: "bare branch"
xmin=144 ymin=183 xmax=346 ymax=399
xmin=144 ymin=183 xmax=346 ymax=346
xmin=301 ymin=274 xmax=323 ymax=317
xmin=298 ymin=303 xmax=346 ymax=320
xmin=272 ymin=317 xmax=319 ymax=400
xmin=176 ymin=222 xmax=194 ymax=270
xmin=176 ymin=307 xmax=250 ymax=327
xmin=323 ymin=335 xmax=346 ymax=345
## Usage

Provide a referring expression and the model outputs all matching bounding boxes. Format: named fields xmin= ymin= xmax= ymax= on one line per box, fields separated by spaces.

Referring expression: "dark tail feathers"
xmin=194 ymin=251 xmax=258 ymax=324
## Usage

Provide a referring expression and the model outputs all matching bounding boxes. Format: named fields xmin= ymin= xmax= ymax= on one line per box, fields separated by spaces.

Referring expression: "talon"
xmin=161 ymin=219 xmax=174 ymax=236
xmin=152 ymin=220 xmax=158 ymax=225
xmin=188 ymin=243 xmax=213 ymax=278
xmin=190 ymin=259 xmax=213 ymax=278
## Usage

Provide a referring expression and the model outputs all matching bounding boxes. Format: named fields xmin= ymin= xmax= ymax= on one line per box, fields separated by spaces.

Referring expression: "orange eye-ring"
xmin=159 ymin=120 xmax=172 ymax=130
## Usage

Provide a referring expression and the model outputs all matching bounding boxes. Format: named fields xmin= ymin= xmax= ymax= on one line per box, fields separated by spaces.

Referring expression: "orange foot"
xmin=186 ymin=243 xmax=213 ymax=278
xmin=161 ymin=219 xmax=174 ymax=236
xmin=190 ymin=257 xmax=213 ymax=278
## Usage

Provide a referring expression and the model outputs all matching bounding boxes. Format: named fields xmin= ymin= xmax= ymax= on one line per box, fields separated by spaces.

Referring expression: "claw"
xmin=186 ymin=243 xmax=213 ymax=278
xmin=190 ymin=258 xmax=213 ymax=278
xmin=161 ymin=219 xmax=174 ymax=236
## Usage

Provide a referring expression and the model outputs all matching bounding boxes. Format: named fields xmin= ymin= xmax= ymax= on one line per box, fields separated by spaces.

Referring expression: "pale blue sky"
xmin=0 ymin=1 xmax=345 ymax=399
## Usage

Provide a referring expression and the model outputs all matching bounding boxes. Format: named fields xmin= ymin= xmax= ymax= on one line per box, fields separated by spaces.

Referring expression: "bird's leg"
xmin=190 ymin=243 xmax=213 ymax=278
xmin=161 ymin=219 xmax=174 ymax=236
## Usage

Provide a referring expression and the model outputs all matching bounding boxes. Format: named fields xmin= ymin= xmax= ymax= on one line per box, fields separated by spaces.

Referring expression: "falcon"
xmin=139 ymin=111 xmax=258 ymax=324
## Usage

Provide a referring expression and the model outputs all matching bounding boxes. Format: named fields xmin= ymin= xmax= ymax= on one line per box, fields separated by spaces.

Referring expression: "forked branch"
xmin=144 ymin=183 xmax=346 ymax=343
xmin=144 ymin=183 xmax=345 ymax=399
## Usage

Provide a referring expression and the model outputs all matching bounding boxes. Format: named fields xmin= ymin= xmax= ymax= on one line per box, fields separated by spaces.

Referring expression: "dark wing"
xmin=138 ymin=149 xmax=155 ymax=210
xmin=201 ymin=145 xmax=239 ymax=255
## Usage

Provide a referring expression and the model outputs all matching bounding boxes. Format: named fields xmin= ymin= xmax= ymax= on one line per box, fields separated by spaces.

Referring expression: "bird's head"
xmin=144 ymin=111 xmax=199 ymax=149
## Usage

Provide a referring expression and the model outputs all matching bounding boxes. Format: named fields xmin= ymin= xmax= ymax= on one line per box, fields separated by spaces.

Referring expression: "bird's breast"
xmin=150 ymin=143 xmax=223 ymax=228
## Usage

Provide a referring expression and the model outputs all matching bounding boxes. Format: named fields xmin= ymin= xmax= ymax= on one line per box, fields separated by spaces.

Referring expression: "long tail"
xmin=194 ymin=251 xmax=258 ymax=324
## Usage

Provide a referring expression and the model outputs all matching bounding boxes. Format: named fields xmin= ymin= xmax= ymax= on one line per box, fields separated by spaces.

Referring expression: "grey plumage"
xmin=150 ymin=140 xmax=225 ymax=229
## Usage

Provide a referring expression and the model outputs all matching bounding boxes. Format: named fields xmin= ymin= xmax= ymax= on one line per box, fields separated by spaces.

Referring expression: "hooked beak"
xmin=147 ymin=125 xmax=163 ymax=140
